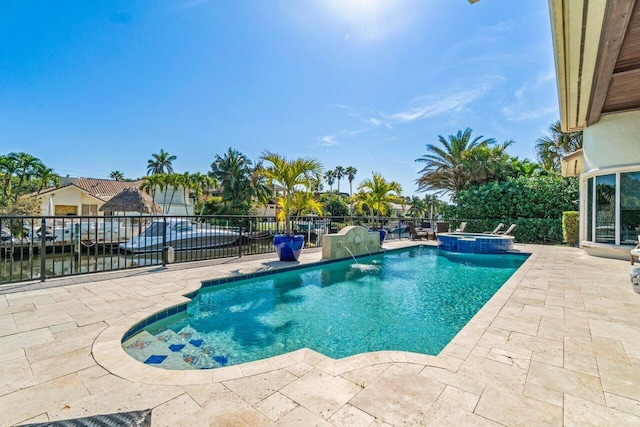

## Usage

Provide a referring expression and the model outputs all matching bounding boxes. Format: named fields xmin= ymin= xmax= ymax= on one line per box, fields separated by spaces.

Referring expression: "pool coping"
xmin=92 ymin=242 xmax=535 ymax=386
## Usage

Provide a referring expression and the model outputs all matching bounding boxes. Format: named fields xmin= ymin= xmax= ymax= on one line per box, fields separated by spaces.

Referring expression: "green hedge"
xmin=446 ymin=175 xmax=578 ymax=245
xmin=562 ymin=211 xmax=579 ymax=246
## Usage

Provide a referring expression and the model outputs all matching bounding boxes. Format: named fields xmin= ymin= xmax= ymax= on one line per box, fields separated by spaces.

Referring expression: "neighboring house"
xmin=549 ymin=1 xmax=640 ymax=259
xmin=560 ymin=149 xmax=584 ymax=178
xmin=38 ymin=177 xmax=195 ymax=216
xmin=389 ymin=202 xmax=410 ymax=217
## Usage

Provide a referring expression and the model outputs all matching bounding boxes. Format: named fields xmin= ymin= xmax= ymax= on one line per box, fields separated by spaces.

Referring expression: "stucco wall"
xmin=583 ymin=110 xmax=640 ymax=172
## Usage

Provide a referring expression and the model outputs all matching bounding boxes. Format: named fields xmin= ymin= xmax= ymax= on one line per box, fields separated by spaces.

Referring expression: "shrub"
xmin=562 ymin=211 xmax=579 ymax=246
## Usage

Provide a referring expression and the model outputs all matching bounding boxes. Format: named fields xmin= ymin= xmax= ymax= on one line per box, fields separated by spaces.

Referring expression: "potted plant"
xmin=260 ymin=152 xmax=323 ymax=261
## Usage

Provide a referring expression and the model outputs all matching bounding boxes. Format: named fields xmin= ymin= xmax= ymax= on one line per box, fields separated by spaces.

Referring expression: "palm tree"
xmin=345 ymin=166 xmax=357 ymax=196
xmin=535 ymin=120 xmax=583 ymax=172
xmin=34 ymin=164 xmax=60 ymax=194
xmin=10 ymin=152 xmax=42 ymax=195
xmin=325 ymin=170 xmax=336 ymax=193
xmin=415 ymin=128 xmax=496 ymax=200
xmin=334 ymin=166 xmax=345 ymax=194
xmin=0 ymin=154 xmax=18 ymax=197
xmin=210 ymin=148 xmax=254 ymax=210
xmin=147 ymin=149 xmax=177 ymax=175
xmin=141 ymin=174 xmax=164 ymax=214
xmin=109 ymin=171 xmax=125 ymax=181
xmin=260 ymin=151 xmax=323 ymax=235
xmin=190 ymin=173 xmax=218 ymax=216
xmin=407 ymin=196 xmax=427 ymax=219
xmin=353 ymin=172 xmax=403 ymax=227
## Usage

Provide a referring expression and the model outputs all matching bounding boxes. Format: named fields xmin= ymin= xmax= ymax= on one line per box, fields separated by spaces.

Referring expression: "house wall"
xmin=39 ymin=187 xmax=105 ymax=216
xmin=579 ymin=110 xmax=640 ymax=259
xmin=152 ymin=186 xmax=194 ymax=216
xmin=583 ymin=110 xmax=640 ymax=172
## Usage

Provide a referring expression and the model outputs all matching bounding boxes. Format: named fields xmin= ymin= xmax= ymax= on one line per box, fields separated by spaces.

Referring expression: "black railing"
xmin=0 ymin=214 xmax=418 ymax=284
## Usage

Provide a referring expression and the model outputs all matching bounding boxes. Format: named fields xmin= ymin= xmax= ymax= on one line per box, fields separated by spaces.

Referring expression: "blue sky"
xmin=1 ymin=0 xmax=558 ymax=197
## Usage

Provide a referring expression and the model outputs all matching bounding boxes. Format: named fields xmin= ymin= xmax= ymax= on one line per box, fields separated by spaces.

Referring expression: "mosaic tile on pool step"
xmin=144 ymin=355 xmax=168 ymax=364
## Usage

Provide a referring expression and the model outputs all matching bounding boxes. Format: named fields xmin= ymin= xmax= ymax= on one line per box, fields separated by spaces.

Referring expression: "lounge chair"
xmin=435 ymin=222 xmax=450 ymax=234
xmin=484 ymin=223 xmax=504 ymax=234
xmin=407 ymin=222 xmax=433 ymax=240
xmin=454 ymin=222 xmax=467 ymax=232
xmin=631 ymin=235 xmax=640 ymax=265
xmin=496 ymin=223 xmax=516 ymax=235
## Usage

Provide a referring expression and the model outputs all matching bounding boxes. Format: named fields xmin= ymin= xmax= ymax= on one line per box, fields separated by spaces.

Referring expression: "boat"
xmin=118 ymin=219 xmax=240 ymax=253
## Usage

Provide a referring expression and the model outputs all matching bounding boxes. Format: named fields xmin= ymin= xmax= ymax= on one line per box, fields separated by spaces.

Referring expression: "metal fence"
xmin=0 ymin=214 xmax=417 ymax=284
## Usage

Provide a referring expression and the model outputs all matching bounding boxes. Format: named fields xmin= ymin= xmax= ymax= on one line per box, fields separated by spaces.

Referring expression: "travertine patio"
xmin=1 ymin=241 xmax=640 ymax=426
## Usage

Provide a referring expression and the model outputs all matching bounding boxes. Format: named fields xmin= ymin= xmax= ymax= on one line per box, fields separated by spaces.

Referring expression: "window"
xmin=82 ymin=204 xmax=98 ymax=216
xmin=620 ymin=172 xmax=640 ymax=245
xmin=595 ymin=174 xmax=616 ymax=244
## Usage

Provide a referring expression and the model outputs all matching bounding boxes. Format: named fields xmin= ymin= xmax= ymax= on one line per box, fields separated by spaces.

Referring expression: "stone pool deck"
xmin=1 ymin=242 xmax=640 ymax=426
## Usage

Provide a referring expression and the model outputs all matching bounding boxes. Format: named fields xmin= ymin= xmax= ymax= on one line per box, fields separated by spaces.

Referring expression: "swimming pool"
xmin=122 ymin=247 xmax=527 ymax=370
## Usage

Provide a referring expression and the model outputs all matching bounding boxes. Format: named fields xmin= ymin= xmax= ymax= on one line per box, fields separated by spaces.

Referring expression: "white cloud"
xmin=319 ymin=134 xmax=340 ymax=146
xmin=502 ymin=68 xmax=558 ymax=122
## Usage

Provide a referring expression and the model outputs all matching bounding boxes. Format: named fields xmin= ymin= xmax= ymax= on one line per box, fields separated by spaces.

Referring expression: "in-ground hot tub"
xmin=437 ymin=232 xmax=515 ymax=254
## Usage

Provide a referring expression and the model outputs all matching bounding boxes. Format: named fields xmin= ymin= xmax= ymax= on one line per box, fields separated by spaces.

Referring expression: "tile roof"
xmin=74 ymin=178 xmax=143 ymax=198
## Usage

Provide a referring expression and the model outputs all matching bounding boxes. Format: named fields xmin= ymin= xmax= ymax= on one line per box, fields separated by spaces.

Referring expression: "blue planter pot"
xmin=274 ymin=235 xmax=305 ymax=261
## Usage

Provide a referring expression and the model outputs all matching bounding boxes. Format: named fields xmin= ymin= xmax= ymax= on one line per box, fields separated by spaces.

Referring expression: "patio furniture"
xmin=435 ymin=222 xmax=450 ymax=234
xmin=454 ymin=222 xmax=467 ymax=232
xmin=407 ymin=222 xmax=433 ymax=240
xmin=484 ymin=223 xmax=504 ymax=234
xmin=630 ymin=235 xmax=640 ymax=265
xmin=496 ymin=223 xmax=516 ymax=235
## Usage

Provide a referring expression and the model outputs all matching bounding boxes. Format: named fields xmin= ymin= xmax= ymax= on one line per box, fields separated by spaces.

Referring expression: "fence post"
xmin=238 ymin=226 xmax=242 ymax=258
xmin=40 ymin=218 xmax=46 ymax=282
xmin=162 ymin=217 xmax=167 ymax=267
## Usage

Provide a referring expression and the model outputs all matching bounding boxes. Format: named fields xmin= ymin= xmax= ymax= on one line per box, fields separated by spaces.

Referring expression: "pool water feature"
xmin=122 ymin=247 xmax=527 ymax=370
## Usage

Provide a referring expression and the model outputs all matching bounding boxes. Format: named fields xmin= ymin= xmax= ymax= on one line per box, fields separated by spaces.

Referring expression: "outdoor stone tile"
xmin=392 ymin=362 xmax=425 ymax=373
xmin=212 ymin=365 xmax=245 ymax=382
xmin=0 ymin=313 xmax=17 ymax=337
xmin=223 ymin=369 xmax=298 ymax=405
xmin=590 ymin=319 xmax=640 ymax=344
xmin=275 ymin=405 xmax=332 ymax=427
xmin=6 ymin=293 xmax=57 ymax=307
xmin=280 ymin=369 xmax=361 ymax=419
xmin=12 ymin=307 xmax=73 ymax=332
xmin=419 ymin=366 xmax=485 ymax=396
xmin=368 ymin=420 xmax=394 ymax=427
xmin=486 ymin=347 xmax=531 ymax=370
xmin=0 ymin=353 xmax=36 ymax=396
xmin=421 ymin=386 xmax=500 ymax=427
xmin=302 ymin=349 xmax=328 ymax=365
xmin=598 ymin=358 xmax=640 ymax=401
xmin=565 ymin=336 xmax=630 ymax=364
xmin=49 ymin=321 xmax=79 ymax=334
xmin=30 ymin=347 xmax=95 ymax=383
xmin=348 ymin=364 xmax=445 ymax=426
xmin=267 ymin=354 xmax=297 ymax=371
xmin=458 ymin=354 xmax=527 ymax=394
xmin=151 ymin=393 xmax=202 ymax=426
xmin=474 ymin=385 xmax=562 ymax=426
xmin=0 ymin=373 xmax=90 ymax=427
xmin=522 ymin=382 xmax=564 ymax=407
xmin=19 ymin=413 xmax=50 ymax=424
xmin=605 ymin=392 xmax=640 ymax=418
xmin=564 ymin=394 xmax=640 ymax=427
xmin=0 ymin=301 xmax=34 ymax=316
xmin=0 ymin=327 xmax=53 ymax=352
xmin=527 ymin=360 xmax=605 ymax=405
xmin=25 ymin=321 xmax=106 ymax=363
xmin=254 ymin=391 xmax=297 ymax=422
xmin=239 ymin=359 xmax=274 ymax=377
xmin=564 ymin=351 xmax=599 ymax=377
xmin=341 ymin=363 xmax=391 ymax=389
xmin=284 ymin=362 xmax=314 ymax=378
xmin=326 ymin=404 xmax=375 ymax=426
xmin=491 ymin=315 xmax=539 ymax=336
xmin=51 ymin=381 xmax=184 ymax=423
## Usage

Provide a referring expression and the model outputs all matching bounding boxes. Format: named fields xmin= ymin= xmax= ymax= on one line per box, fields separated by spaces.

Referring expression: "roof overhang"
xmin=549 ymin=0 xmax=640 ymax=132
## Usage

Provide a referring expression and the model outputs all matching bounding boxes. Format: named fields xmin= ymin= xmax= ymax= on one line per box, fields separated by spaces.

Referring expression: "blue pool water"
xmin=122 ymin=247 xmax=527 ymax=370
